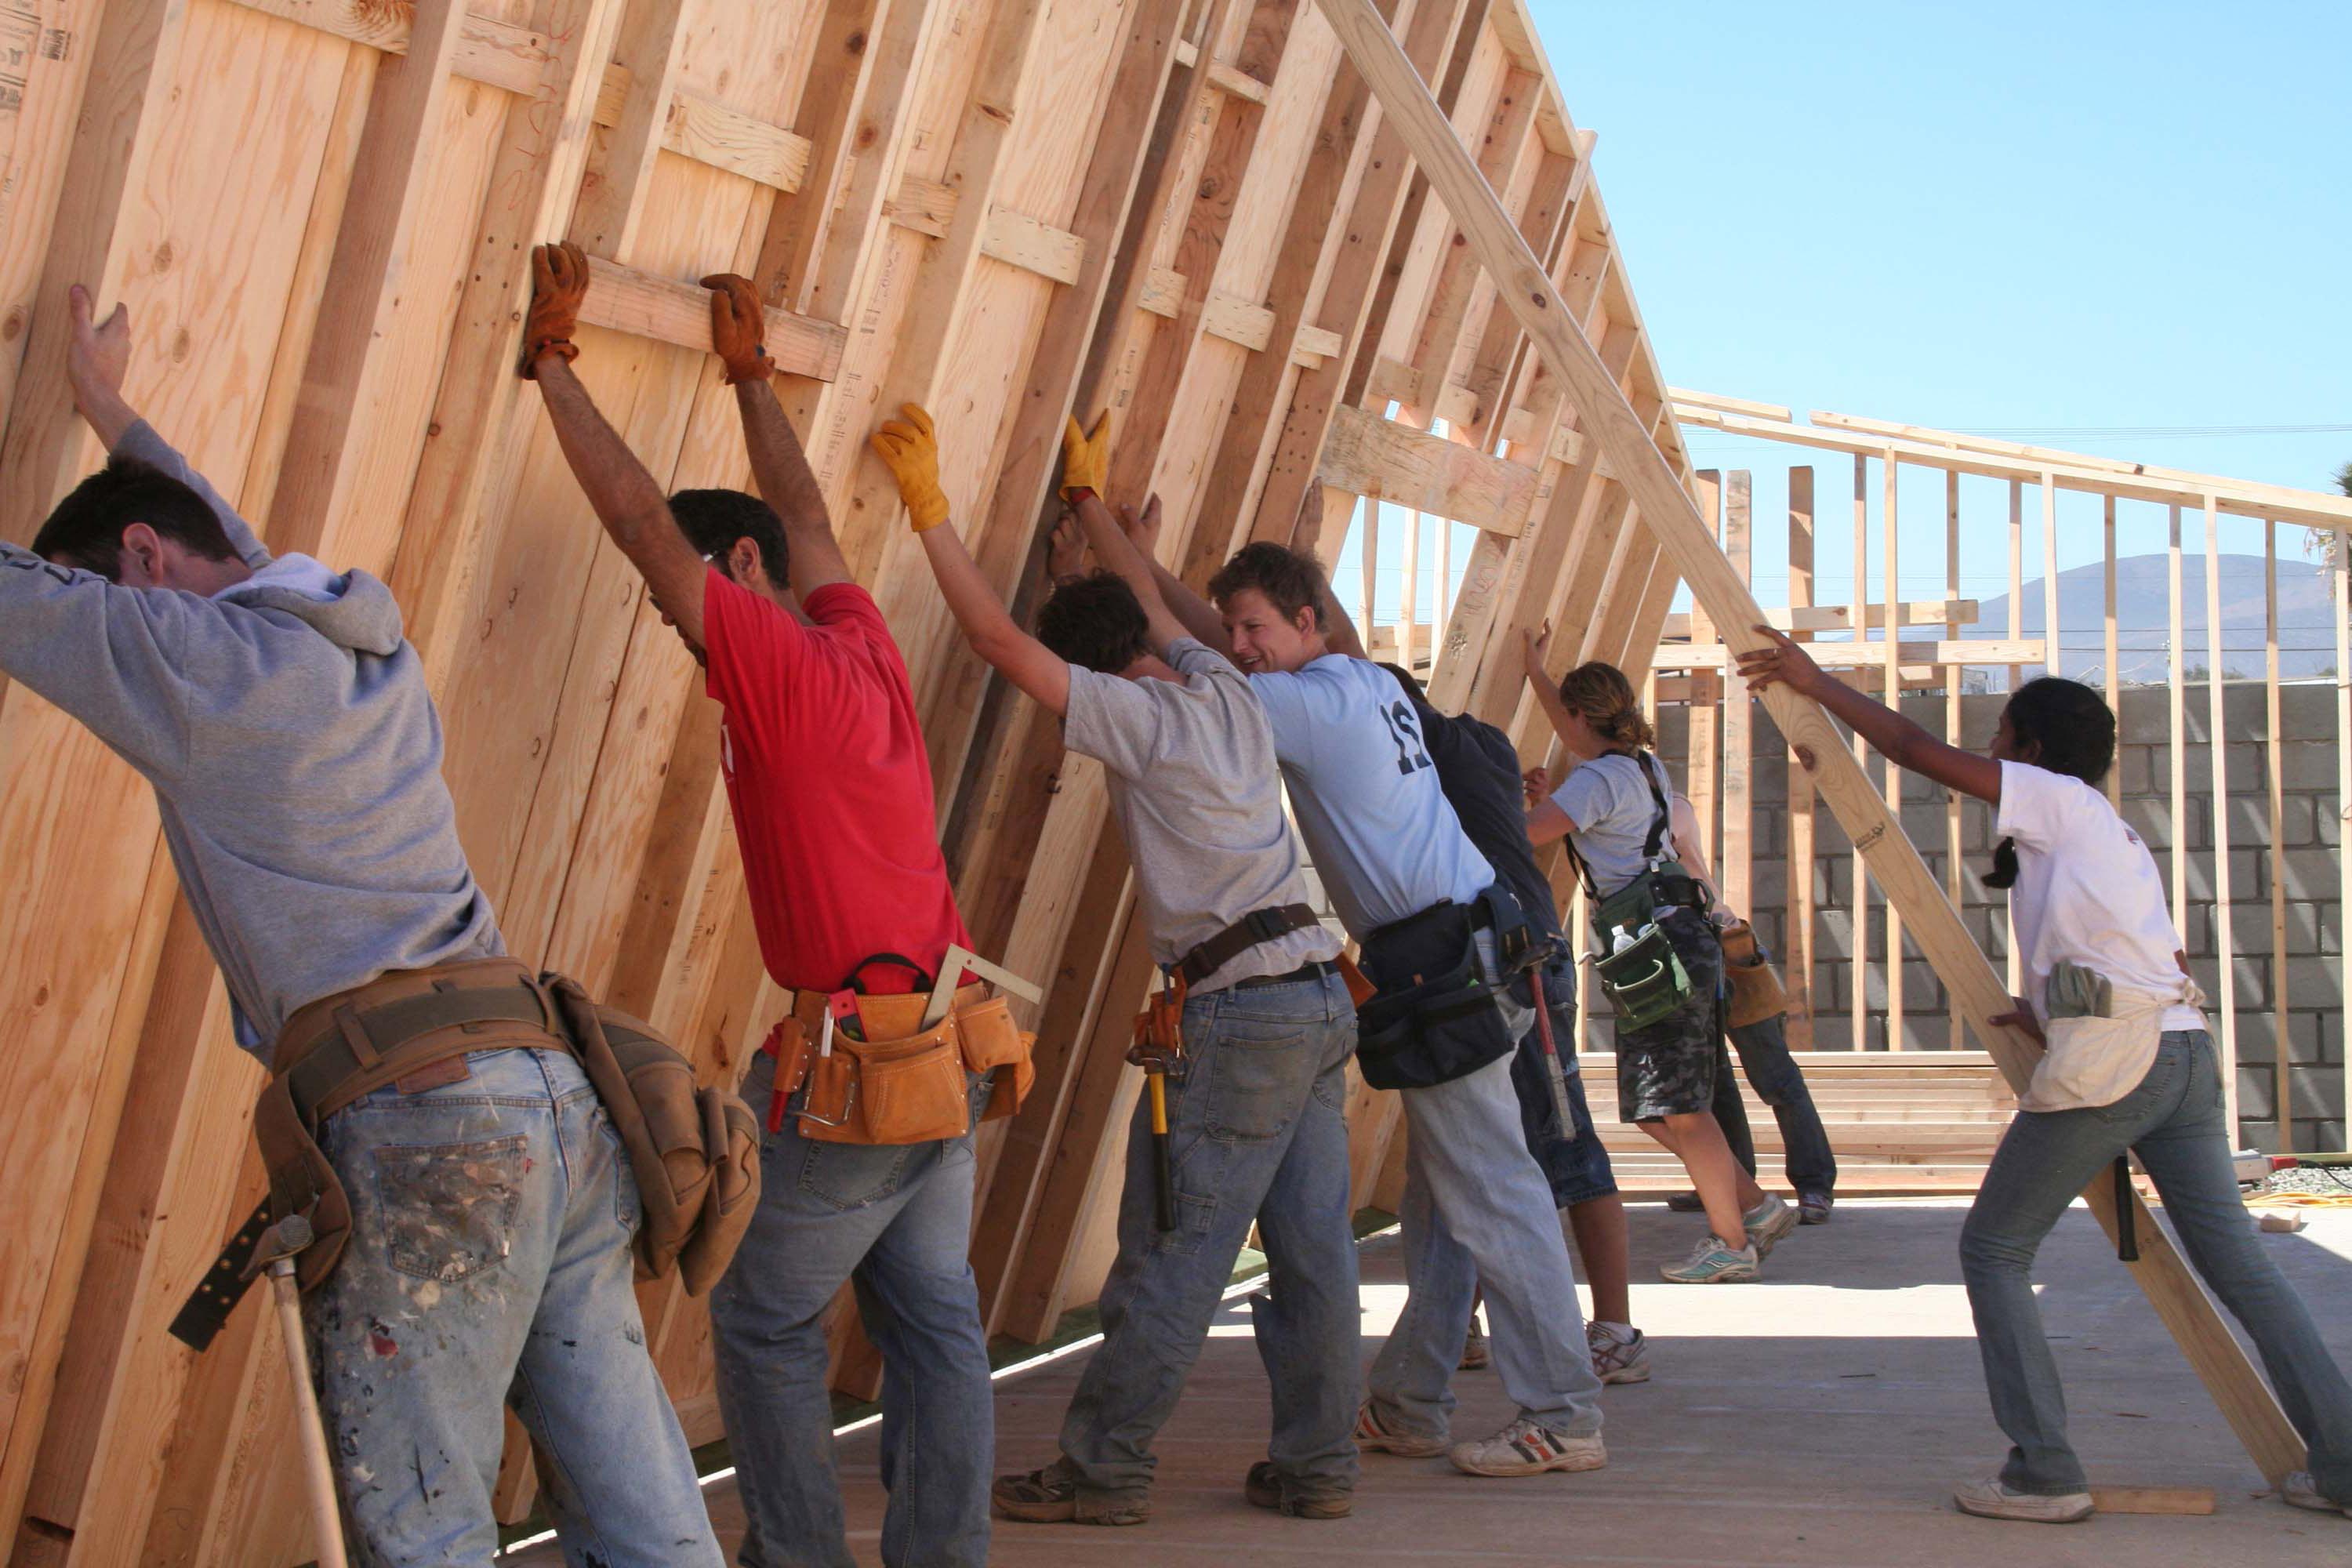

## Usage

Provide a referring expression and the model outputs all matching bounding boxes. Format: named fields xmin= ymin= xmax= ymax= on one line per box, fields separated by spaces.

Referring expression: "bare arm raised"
xmin=703 ymin=273 xmax=851 ymax=597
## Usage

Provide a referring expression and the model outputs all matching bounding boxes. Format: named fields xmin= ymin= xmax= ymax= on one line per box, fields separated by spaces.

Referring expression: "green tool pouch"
xmin=1592 ymin=921 xmax=1693 ymax=1031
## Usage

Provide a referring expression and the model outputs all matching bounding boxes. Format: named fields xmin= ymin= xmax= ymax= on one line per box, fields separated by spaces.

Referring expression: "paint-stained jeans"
xmin=1057 ymin=968 xmax=1362 ymax=1512
xmin=1962 ymin=1030 xmax=2352 ymax=1501
xmin=308 ymin=1047 xmax=720 ymax=1568
xmin=709 ymin=1051 xmax=994 ymax=1568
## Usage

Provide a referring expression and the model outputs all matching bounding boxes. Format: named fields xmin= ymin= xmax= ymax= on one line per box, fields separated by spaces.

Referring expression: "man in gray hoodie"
xmin=0 ymin=286 xmax=720 ymax=1566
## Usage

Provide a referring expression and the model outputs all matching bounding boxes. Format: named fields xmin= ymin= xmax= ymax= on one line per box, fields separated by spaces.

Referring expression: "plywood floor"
xmin=510 ymin=1201 xmax=2352 ymax=1566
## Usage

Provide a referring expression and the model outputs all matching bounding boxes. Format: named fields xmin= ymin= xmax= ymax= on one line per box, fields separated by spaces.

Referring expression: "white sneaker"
xmin=2281 ymin=1470 xmax=2351 ymax=1517
xmin=1951 ymin=1475 xmax=2094 ymax=1523
xmin=1744 ymin=1193 xmax=1798 ymax=1258
xmin=1448 ymin=1417 xmax=1606 ymax=1478
xmin=1658 ymin=1233 xmax=1759 ymax=1283
xmin=1588 ymin=1321 xmax=1652 ymax=1385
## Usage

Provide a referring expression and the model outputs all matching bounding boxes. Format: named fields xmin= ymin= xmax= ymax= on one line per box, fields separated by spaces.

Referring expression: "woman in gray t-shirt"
xmin=1521 ymin=641 xmax=1795 ymax=1283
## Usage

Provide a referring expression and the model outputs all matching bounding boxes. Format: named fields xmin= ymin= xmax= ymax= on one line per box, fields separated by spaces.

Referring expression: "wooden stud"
xmin=1883 ymin=451 xmax=1904 ymax=1048
xmin=2203 ymin=496 xmax=2238 ymax=1137
xmin=2103 ymin=494 xmax=2122 ymax=806
xmin=2338 ymin=539 xmax=2351 ymax=1147
xmin=2169 ymin=504 xmax=2189 ymax=938
xmin=1853 ymin=453 xmax=1870 ymax=1051
xmin=1787 ymin=465 xmax=1817 ymax=1046
xmin=2265 ymin=520 xmax=2289 ymax=1152
xmin=1722 ymin=470 xmax=1752 ymax=917
xmin=1947 ymin=470 xmax=1965 ymax=1047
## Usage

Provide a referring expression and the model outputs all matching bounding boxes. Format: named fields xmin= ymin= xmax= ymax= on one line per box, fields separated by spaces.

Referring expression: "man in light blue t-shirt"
xmin=1142 ymin=534 xmax=1606 ymax=1482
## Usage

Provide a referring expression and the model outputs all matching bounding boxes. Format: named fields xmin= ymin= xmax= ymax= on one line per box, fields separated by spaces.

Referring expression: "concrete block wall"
xmin=1646 ymin=680 xmax=2347 ymax=1154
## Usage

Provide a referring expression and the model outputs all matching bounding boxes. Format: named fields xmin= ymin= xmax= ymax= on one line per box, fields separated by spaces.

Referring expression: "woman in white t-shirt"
xmin=1741 ymin=626 xmax=2350 ymax=1526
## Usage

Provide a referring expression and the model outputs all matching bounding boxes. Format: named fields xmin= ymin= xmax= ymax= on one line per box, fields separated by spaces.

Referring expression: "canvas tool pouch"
xmin=2017 ymin=960 xmax=2203 ymax=1114
xmin=771 ymin=983 xmax=1035 ymax=1146
xmin=1353 ymin=889 xmax=1532 ymax=1091
xmin=1717 ymin=918 xmax=1788 ymax=1029
xmin=253 ymin=959 xmax=759 ymax=1298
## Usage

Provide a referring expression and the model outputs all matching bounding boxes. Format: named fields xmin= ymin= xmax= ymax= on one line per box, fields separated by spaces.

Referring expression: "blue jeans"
xmin=1058 ymin=968 xmax=1361 ymax=1508
xmin=1369 ymin=961 xmax=1606 ymax=1445
xmin=1962 ymin=1030 xmax=2352 ymax=1500
xmin=309 ymin=1047 xmax=719 ymax=1567
xmin=708 ymin=1051 xmax=994 ymax=1568
xmin=1710 ymin=1004 xmax=1838 ymax=1196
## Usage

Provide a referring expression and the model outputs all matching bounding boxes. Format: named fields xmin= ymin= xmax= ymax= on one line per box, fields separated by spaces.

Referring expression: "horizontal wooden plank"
xmin=1200 ymin=290 xmax=1276 ymax=351
xmin=661 ymin=89 xmax=812 ymax=193
xmin=1666 ymin=386 xmax=1791 ymax=421
xmin=1316 ymin=405 xmax=1539 ymax=535
xmin=575 ymin=256 xmax=846 ymax=379
xmin=1138 ymin=265 xmax=1185 ymax=318
xmin=1290 ymin=324 xmax=1343 ymax=365
xmin=1204 ymin=61 xmax=1270 ymax=105
xmin=884 ymin=178 xmax=1085 ymax=284
xmin=1652 ymin=637 xmax=2042 ymax=670
xmin=1657 ymin=598 xmax=1982 ymax=638
xmin=1363 ymin=354 xmax=1421 ymax=408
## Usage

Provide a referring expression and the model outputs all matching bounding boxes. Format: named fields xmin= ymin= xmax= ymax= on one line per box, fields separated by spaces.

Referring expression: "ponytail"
xmin=1556 ymin=661 xmax=1656 ymax=753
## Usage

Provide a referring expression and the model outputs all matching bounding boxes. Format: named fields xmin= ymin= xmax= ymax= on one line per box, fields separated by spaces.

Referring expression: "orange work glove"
xmin=869 ymin=403 xmax=950 ymax=532
xmin=699 ymin=272 xmax=772 ymax=385
xmin=1061 ymin=409 xmax=1110 ymax=501
xmin=521 ymin=241 xmax=589 ymax=378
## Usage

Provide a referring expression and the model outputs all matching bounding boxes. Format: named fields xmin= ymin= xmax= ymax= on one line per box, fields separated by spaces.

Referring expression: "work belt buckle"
xmin=242 ymin=1211 xmax=318 ymax=1283
xmin=1243 ymin=907 xmax=1289 ymax=945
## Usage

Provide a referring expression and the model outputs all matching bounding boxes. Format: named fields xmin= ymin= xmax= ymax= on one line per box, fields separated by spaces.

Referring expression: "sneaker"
xmin=1459 ymin=1316 xmax=1490 ymax=1370
xmin=1449 ymin=1417 xmax=1607 ymax=1478
xmin=2281 ymin=1470 xmax=2351 ymax=1517
xmin=1244 ymin=1461 xmax=1352 ymax=1519
xmin=1799 ymin=1191 xmax=1835 ymax=1225
xmin=1664 ymin=1190 xmax=1706 ymax=1212
xmin=1659 ymin=1233 xmax=1759 ymax=1283
xmin=1951 ymin=1475 xmax=2094 ymax=1523
xmin=1745 ymin=1193 xmax=1799 ymax=1258
xmin=1354 ymin=1399 xmax=1448 ymax=1457
xmin=1588 ymin=1321 xmax=1652 ymax=1385
xmin=991 ymin=1465 xmax=1149 ymax=1526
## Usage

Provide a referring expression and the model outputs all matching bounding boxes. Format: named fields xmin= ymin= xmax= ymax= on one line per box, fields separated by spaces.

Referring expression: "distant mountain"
xmin=1964 ymin=554 xmax=2338 ymax=684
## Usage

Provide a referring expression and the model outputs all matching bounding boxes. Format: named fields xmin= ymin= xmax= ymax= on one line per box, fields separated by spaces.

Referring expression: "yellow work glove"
xmin=1061 ymin=410 xmax=1110 ymax=502
xmin=869 ymin=403 xmax=950 ymax=532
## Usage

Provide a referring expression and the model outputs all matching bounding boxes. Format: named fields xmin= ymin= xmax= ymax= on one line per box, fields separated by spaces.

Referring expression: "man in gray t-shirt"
xmin=898 ymin=412 xmax=1360 ymax=1525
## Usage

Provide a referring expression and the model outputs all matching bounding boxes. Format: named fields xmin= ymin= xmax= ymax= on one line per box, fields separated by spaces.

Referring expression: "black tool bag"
xmin=1354 ymin=886 xmax=1538 ymax=1091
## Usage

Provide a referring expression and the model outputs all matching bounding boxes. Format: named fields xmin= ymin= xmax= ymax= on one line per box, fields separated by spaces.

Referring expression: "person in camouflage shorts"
xmin=1611 ymin=910 xmax=1725 ymax=1127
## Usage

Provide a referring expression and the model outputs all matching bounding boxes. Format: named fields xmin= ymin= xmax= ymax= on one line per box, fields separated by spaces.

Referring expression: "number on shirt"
xmin=1383 ymin=701 xmax=1433 ymax=776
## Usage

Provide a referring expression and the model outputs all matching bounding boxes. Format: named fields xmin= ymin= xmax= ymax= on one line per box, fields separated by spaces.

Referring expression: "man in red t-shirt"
xmin=526 ymin=244 xmax=993 ymax=1568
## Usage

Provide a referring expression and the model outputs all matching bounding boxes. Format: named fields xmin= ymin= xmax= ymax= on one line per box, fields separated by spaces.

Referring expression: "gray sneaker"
xmin=2282 ymin=1470 xmax=2351 ymax=1517
xmin=1659 ymin=1233 xmax=1759 ymax=1283
xmin=1745 ymin=1193 xmax=1798 ymax=1258
xmin=1952 ymin=1475 xmax=2093 ymax=1523
xmin=1588 ymin=1321 xmax=1652 ymax=1384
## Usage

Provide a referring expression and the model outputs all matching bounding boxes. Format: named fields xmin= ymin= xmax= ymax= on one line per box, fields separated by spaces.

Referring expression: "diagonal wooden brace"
xmin=1312 ymin=0 xmax=2303 ymax=1485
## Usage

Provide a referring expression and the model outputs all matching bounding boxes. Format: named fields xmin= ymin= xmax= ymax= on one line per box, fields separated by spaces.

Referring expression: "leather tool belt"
xmin=1716 ymin=917 xmax=1788 ymax=1028
xmin=766 ymin=982 xmax=1034 ymax=1146
xmin=172 ymin=959 xmax=760 ymax=1352
xmin=1176 ymin=902 xmax=1320 ymax=987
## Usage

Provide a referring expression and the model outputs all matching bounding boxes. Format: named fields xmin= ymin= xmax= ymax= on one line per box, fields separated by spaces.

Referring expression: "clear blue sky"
xmin=1343 ymin=2 xmax=2350 ymax=653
